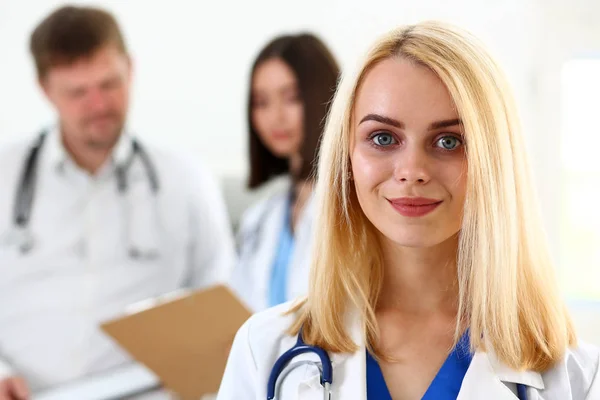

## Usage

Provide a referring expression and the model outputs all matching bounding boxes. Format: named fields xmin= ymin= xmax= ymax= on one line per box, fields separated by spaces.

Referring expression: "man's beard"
xmin=80 ymin=112 xmax=125 ymax=150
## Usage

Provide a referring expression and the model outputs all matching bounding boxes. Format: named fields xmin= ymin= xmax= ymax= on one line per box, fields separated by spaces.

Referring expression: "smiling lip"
xmin=272 ymin=131 xmax=291 ymax=140
xmin=387 ymin=197 xmax=443 ymax=217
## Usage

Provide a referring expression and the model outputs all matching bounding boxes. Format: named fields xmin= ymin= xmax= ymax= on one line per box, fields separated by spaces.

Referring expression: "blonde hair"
xmin=289 ymin=21 xmax=575 ymax=372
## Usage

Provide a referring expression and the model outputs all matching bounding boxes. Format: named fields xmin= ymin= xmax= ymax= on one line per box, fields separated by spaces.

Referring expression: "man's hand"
xmin=0 ymin=376 xmax=29 ymax=400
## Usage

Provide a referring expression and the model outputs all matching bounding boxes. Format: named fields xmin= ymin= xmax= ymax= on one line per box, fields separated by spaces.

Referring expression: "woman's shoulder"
xmin=234 ymin=301 xmax=301 ymax=361
xmin=245 ymin=300 xmax=300 ymax=342
xmin=218 ymin=301 xmax=304 ymax=398
xmin=541 ymin=342 xmax=600 ymax=397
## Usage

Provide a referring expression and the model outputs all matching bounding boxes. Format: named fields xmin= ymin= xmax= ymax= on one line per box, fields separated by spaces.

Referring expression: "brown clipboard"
xmin=100 ymin=284 xmax=251 ymax=400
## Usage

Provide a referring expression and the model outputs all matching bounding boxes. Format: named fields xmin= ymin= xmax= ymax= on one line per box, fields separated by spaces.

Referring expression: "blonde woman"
xmin=217 ymin=22 xmax=599 ymax=400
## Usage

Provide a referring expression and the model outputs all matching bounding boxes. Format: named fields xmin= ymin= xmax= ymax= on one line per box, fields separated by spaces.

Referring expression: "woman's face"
xmin=350 ymin=57 xmax=467 ymax=249
xmin=251 ymin=58 xmax=304 ymax=158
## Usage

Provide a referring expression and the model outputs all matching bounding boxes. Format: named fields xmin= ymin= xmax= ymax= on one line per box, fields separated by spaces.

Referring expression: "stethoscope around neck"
xmin=266 ymin=329 xmax=530 ymax=400
xmin=1 ymin=130 xmax=162 ymax=260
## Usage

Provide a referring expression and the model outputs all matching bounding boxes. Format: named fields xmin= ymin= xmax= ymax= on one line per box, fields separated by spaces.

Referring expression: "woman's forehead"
xmin=353 ymin=58 xmax=458 ymax=126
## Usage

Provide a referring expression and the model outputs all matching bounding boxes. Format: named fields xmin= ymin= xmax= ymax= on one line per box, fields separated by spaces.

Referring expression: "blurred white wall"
xmin=0 ymin=0 xmax=598 ymax=342
xmin=0 ymin=0 xmax=542 ymax=228
xmin=0 ymin=0 xmax=539 ymax=178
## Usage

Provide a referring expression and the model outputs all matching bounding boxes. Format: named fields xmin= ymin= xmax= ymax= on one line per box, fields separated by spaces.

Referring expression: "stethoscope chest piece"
xmin=1 ymin=226 xmax=35 ymax=255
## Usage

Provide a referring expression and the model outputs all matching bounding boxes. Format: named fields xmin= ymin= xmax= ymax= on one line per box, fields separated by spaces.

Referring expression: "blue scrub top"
xmin=366 ymin=332 xmax=473 ymax=399
xmin=267 ymin=198 xmax=295 ymax=307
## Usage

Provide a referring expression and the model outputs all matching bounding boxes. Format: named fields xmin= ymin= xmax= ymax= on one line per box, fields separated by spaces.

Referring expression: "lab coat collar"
xmin=296 ymin=306 xmax=366 ymax=398
xmin=44 ymin=125 xmax=134 ymax=174
xmin=486 ymin=351 xmax=544 ymax=390
xmin=295 ymin=306 xmax=545 ymax=399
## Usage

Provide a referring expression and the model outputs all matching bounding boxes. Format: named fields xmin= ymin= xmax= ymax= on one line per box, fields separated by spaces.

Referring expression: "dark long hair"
xmin=247 ymin=33 xmax=340 ymax=189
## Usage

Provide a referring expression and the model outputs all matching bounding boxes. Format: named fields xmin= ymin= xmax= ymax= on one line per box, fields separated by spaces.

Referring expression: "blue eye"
xmin=372 ymin=133 xmax=397 ymax=147
xmin=436 ymin=136 xmax=462 ymax=150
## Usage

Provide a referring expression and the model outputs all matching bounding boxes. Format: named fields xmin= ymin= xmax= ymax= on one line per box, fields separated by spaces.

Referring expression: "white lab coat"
xmin=0 ymin=129 xmax=236 ymax=395
xmin=230 ymin=185 xmax=315 ymax=312
xmin=217 ymin=302 xmax=600 ymax=400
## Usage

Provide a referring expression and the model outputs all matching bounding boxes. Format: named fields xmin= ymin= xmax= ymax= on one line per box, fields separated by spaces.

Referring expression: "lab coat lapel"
xmin=296 ymin=308 xmax=367 ymax=400
xmin=458 ymin=352 xmax=544 ymax=400
xmin=254 ymin=195 xmax=287 ymax=309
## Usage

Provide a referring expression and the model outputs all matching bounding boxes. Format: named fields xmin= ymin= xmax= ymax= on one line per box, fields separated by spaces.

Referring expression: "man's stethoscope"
xmin=267 ymin=330 xmax=530 ymax=400
xmin=1 ymin=130 xmax=162 ymax=260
